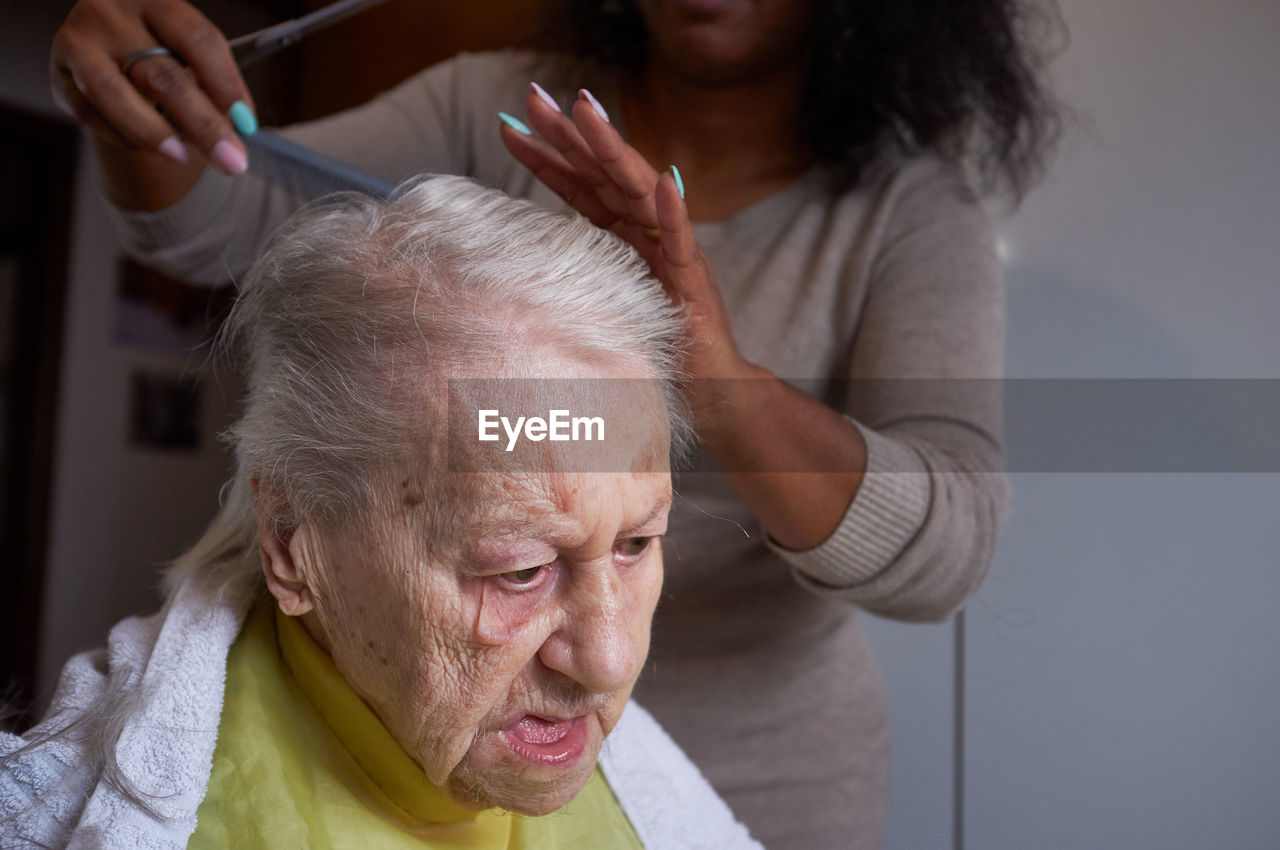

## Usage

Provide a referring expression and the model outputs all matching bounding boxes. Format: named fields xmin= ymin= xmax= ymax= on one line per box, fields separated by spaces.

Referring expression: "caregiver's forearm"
xmin=694 ymin=365 xmax=868 ymax=550
xmin=95 ymin=136 xmax=206 ymax=211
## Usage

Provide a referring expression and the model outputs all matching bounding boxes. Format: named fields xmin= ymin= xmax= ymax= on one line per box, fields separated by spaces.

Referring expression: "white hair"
xmin=4 ymin=175 xmax=689 ymax=821
xmin=180 ymin=173 xmax=691 ymax=600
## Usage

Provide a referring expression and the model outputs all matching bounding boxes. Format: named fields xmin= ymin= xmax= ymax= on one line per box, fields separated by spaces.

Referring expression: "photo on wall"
xmin=128 ymin=370 xmax=201 ymax=452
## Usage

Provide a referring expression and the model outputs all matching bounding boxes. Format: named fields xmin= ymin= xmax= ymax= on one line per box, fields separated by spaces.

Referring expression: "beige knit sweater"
xmin=108 ymin=50 xmax=1007 ymax=850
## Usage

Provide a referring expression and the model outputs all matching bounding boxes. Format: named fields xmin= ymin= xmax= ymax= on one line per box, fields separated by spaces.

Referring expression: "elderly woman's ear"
xmin=252 ymin=478 xmax=315 ymax=617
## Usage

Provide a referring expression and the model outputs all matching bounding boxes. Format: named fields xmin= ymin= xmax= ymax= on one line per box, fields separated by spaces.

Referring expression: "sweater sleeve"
xmin=767 ymin=159 xmax=1011 ymax=622
xmin=105 ymin=51 xmax=540 ymax=286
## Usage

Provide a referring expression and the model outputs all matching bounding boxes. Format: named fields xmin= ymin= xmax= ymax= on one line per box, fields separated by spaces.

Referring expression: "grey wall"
xmin=867 ymin=2 xmax=1280 ymax=848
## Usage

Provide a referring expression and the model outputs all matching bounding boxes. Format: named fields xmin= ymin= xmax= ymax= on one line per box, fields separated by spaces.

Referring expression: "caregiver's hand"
xmin=502 ymin=83 xmax=871 ymax=550
xmin=52 ymin=0 xmax=251 ymax=178
xmin=499 ymin=84 xmax=756 ymax=408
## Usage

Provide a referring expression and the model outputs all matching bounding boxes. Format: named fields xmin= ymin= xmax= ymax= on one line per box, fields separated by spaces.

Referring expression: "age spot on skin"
xmin=401 ymin=477 xmax=424 ymax=507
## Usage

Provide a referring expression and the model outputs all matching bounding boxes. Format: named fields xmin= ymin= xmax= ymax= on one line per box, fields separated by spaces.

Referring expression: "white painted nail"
xmin=578 ymin=88 xmax=610 ymax=123
xmin=530 ymin=81 xmax=561 ymax=113
xmin=211 ymin=139 xmax=247 ymax=175
xmin=157 ymin=135 xmax=188 ymax=164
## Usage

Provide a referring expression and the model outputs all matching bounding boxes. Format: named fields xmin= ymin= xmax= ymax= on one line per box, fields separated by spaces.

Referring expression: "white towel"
xmin=2 ymin=571 xmax=244 ymax=849
xmin=601 ymin=703 xmax=766 ymax=850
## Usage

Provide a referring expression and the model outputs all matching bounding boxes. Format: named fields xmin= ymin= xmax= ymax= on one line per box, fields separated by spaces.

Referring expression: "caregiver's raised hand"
xmin=500 ymin=84 xmax=754 ymax=400
xmin=52 ymin=0 xmax=252 ymax=182
xmin=501 ymin=81 xmax=870 ymax=551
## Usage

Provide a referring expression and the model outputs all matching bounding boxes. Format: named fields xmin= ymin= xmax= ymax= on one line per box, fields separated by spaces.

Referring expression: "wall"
xmin=0 ymin=0 xmax=274 ymax=715
xmin=969 ymin=2 xmax=1280 ymax=847
xmin=867 ymin=2 xmax=1280 ymax=848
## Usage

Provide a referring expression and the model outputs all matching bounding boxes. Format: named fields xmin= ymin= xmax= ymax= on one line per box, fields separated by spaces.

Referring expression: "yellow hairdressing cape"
xmin=189 ymin=599 xmax=642 ymax=849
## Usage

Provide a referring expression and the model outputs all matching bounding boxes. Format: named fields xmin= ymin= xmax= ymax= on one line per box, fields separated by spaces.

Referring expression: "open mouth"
xmin=498 ymin=714 xmax=589 ymax=766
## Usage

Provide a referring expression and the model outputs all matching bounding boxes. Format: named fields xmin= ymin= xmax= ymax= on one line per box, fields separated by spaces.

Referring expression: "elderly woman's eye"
xmin=504 ymin=565 xmax=544 ymax=585
xmin=617 ymin=536 xmax=655 ymax=557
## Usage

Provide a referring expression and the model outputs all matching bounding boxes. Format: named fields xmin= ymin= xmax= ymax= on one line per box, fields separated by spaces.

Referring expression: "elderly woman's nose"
xmin=539 ymin=566 xmax=641 ymax=694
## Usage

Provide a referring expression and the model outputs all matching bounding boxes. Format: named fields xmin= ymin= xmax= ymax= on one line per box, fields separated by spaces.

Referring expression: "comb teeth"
xmin=240 ymin=129 xmax=396 ymax=200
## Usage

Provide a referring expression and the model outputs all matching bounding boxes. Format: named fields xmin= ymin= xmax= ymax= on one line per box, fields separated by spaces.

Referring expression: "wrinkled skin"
xmin=259 ymin=371 xmax=672 ymax=816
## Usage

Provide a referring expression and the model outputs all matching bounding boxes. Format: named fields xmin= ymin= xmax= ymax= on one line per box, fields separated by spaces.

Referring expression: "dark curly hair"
xmin=540 ymin=0 xmax=1064 ymax=201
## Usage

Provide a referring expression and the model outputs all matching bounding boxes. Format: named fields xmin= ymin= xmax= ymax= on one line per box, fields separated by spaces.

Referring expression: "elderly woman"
xmin=0 ymin=177 xmax=761 ymax=849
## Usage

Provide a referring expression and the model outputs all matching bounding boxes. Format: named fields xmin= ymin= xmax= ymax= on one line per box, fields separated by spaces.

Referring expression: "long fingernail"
xmin=211 ymin=139 xmax=248 ymax=175
xmin=498 ymin=111 xmax=532 ymax=135
xmin=530 ymin=82 xmax=561 ymax=113
xmin=157 ymin=135 xmax=188 ymax=164
xmin=228 ymin=100 xmax=257 ymax=136
xmin=578 ymin=88 xmax=610 ymax=123
xmin=670 ymin=165 xmax=685 ymax=199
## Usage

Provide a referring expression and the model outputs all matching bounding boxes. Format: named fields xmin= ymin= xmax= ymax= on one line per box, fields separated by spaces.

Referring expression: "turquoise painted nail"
xmin=670 ymin=165 xmax=685 ymax=200
xmin=228 ymin=100 xmax=257 ymax=136
xmin=498 ymin=112 xmax=532 ymax=135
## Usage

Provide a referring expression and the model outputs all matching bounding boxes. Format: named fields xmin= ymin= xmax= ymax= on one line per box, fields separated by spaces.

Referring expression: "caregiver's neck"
xmin=619 ymin=53 xmax=815 ymax=223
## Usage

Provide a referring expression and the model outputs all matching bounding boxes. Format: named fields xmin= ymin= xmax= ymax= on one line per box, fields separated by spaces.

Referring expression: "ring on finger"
xmin=121 ymin=46 xmax=177 ymax=77
xmin=642 ymin=226 xmax=662 ymax=243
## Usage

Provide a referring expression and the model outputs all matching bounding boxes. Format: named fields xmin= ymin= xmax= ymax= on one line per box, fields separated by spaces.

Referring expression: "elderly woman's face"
xmin=289 ymin=420 xmax=672 ymax=815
